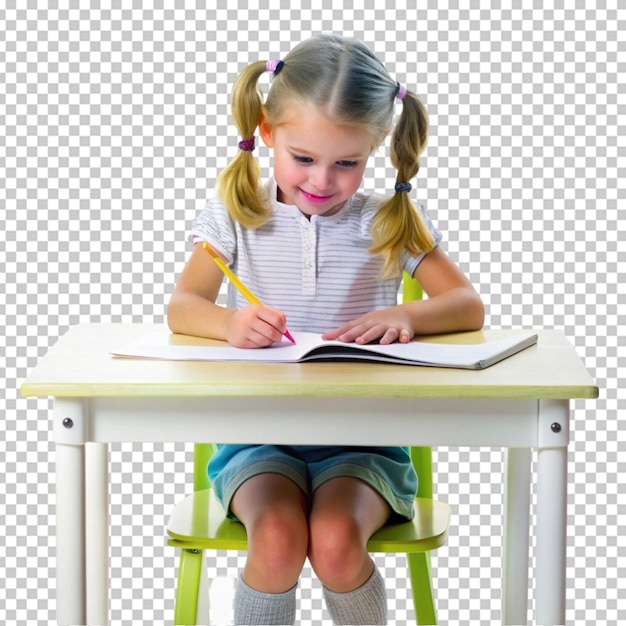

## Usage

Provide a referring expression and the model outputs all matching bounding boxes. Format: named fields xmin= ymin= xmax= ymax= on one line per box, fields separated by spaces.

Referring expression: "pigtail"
xmin=369 ymin=90 xmax=435 ymax=278
xmin=216 ymin=60 xmax=272 ymax=228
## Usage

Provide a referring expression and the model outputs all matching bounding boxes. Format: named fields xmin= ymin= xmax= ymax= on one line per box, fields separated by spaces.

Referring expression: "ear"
xmin=258 ymin=108 xmax=275 ymax=148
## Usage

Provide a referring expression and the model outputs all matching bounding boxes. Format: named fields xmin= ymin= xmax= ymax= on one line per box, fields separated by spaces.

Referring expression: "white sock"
xmin=323 ymin=565 xmax=387 ymax=625
xmin=234 ymin=574 xmax=297 ymax=625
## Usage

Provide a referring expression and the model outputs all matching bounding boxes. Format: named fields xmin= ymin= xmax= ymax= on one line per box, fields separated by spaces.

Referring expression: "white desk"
xmin=21 ymin=324 xmax=598 ymax=625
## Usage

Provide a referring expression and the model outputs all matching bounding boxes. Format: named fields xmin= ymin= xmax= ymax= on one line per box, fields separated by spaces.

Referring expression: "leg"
xmin=55 ymin=441 xmax=86 ymax=625
xmin=502 ymin=447 xmax=531 ymax=625
xmin=309 ymin=477 xmax=390 ymax=591
xmin=309 ymin=478 xmax=391 ymax=625
xmin=85 ymin=442 xmax=109 ymax=625
xmin=54 ymin=398 xmax=89 ymax=626
xmin=535 ymin=447 xmax=567 ymax=626
xmin=174 ymin=548 xmax=204 ymax=626
xmin=231 ymin=473 xmax=309 ymax=593
xmin=230 ymin=473 xmax=308 ymax=625
xmin=407 ymin=552 xmax=437 ymax=625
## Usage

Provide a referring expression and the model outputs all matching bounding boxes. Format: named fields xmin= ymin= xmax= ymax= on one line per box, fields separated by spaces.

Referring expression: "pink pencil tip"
xmin=284 ymin=330 xmax=296 ymax=344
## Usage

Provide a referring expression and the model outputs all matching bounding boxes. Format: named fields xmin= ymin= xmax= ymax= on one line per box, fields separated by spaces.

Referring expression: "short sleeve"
xmin=187 ymin=198 xmax=237 ymax=263
xmin=402 ymin=203 xmax=443 ymax=277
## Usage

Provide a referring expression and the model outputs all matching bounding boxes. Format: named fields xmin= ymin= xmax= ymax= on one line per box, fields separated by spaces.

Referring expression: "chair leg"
xmin=174 ymin=549 xmax=204 ymax=626
xmin=196 ymin=551 xmax=211 ymax=625
xmin=407 ymin=552 xmax=437 ymax=625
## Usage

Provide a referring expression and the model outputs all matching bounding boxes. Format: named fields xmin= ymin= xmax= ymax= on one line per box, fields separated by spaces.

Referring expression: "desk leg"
xmin=502 ymin=447 xmax=531 ymax=625
xmin=54 ymin=399 xmax=109 ymax=625
xmin=536 ymin=447 xmax=567 ymax=626
xmin=86 ymin=442 xmax=110 ymax=625
xmin=55 ymin=441 xmax=86 ymax=625
xmin=535 ymin=400 xmax=569 ymax=626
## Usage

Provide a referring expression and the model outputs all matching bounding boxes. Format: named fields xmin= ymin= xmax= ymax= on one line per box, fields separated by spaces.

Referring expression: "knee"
xmin=308 ymin=516 xmax=368 ymax=589
xmin=246 ymin=508 xmax=308 ymax=578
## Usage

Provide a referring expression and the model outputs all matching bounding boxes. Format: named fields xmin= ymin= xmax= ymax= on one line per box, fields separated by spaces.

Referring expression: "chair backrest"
xmin=193 ymin=272 xmax=433 ymax=498
xmin=402 ymin=271 xmax=433 ymax=500
xmin=193 ymin=443 xmax=217 ymax=491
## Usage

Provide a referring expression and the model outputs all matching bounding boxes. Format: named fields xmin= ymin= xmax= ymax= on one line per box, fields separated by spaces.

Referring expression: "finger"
xmin=339 ymin=325 xmax=371 ymax=343
xmin=249 ymin=322 xmax=284 ymax=346
xmin=321 ymin=323 xmax=353 ymax=341
xmin=230 ymin=327 xmax=274 ymax=349
xmin=398 ymin=328 xmax=412 ymax=343
xmin=353 ymin=325 xmax=390 ymax=345
xmin=377 ymin=328 xmax=401 ymax=345
xmin=256 ymin=307 xmax=287 ymax=333
xmin=230 ymin=308 xmax=283 ymax=347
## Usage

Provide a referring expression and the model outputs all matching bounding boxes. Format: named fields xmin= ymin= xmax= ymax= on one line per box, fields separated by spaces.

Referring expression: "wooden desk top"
xmin=21 ymin=324 xmax=598 ymax=400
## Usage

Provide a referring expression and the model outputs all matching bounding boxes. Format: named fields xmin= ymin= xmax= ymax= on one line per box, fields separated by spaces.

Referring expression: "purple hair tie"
xmin=266 ymin=59 xmax=284 ymax=75
xmin=396 ymin=83 xmax=407 ymax=100
xmin=238 ymin=137 xmax=256 ymax=152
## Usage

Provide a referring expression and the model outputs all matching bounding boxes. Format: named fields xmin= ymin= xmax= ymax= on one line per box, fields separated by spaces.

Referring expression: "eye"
xmin=337 ymin=160 xmax=359 ymax=168
xmin=293 ymin=155 xmax=313 ymax=164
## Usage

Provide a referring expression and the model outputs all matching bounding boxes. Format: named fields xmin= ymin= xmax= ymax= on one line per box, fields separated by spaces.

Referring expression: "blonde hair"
xmin=216 ymin=34 xmax=435 ymax=277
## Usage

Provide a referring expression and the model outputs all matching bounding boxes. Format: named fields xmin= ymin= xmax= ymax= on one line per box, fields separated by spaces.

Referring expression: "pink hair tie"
xmin=396 ymin=83 xmax=407 ymax=100
xmin=266 ymin=59 xmax=284 ymax=75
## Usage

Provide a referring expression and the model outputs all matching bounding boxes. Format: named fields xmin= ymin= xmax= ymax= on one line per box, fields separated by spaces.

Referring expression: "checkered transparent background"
xmin=2 ymin=3 xmax=624 ymax=625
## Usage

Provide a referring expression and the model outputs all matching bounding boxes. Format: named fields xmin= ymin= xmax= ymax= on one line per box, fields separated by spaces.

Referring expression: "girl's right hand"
xmin=224 ymin=305 xmax=289 ymax=348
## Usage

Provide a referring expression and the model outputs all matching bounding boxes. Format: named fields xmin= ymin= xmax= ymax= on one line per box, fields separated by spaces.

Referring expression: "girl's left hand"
xmin=321 ymin=308 xmax=414 ymax=345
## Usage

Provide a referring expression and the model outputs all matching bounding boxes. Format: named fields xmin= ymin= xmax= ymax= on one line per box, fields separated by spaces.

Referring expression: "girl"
xmin=168 ymin=34 xmax=483 ymax=626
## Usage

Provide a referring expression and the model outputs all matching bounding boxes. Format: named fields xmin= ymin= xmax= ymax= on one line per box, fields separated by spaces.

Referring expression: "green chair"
xmin=166 ymin=274 xmax=451 ymax=625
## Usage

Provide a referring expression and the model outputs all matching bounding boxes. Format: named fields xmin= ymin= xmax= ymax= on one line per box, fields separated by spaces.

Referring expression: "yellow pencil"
xmin=203 ymin=242 xmax=296 ymax=344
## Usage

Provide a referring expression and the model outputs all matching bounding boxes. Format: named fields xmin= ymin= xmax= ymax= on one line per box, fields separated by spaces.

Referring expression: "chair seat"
xmin=167 ymin=488 xmax=450 ymax=553
xmin=167 ymin=488 xmax=248 ymax=550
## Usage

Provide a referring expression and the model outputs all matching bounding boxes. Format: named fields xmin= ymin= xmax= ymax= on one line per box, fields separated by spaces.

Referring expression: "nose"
xmin=310 ymin=165 xmax=333 ymax=191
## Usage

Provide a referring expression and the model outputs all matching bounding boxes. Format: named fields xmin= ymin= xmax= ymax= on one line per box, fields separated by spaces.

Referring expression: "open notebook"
xmin=111 ymin=330 xmax=538 ymax=370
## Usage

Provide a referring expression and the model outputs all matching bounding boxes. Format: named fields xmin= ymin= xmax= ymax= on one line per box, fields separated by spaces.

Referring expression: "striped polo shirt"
xmin=189 ymin=179 xmax=442 ymax=334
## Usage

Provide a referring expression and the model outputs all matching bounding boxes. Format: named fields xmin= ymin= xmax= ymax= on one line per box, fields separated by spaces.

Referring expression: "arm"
xmin=167 ymin=243 xmax=290 ymax=348
xmin=322 ymin=246 xmax=484 ymax=345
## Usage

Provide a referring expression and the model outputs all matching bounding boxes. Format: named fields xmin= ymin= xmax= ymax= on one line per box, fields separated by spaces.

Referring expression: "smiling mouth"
xmin=300 ymin=189 xmax=334 ymax=204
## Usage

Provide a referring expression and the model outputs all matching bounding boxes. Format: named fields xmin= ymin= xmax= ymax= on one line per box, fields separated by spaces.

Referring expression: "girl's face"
xmin=260 ymin=102 xmax=374 ymax=218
